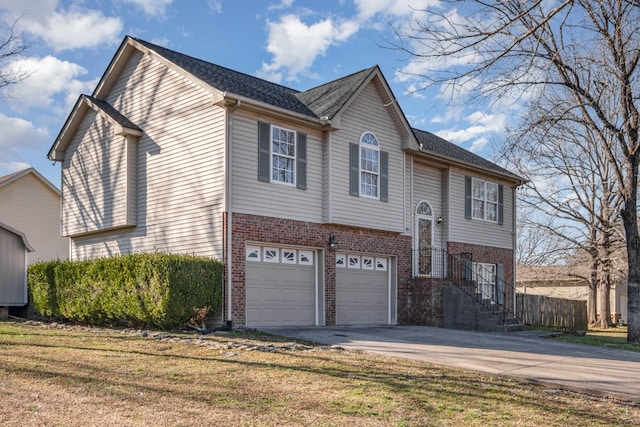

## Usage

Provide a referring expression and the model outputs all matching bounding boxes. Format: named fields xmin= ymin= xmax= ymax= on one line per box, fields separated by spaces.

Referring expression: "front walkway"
xmin=261 ymin=325 xmax=640 ymax=403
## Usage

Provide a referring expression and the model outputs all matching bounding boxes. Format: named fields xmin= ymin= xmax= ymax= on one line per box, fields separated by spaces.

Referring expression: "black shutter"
xmin=257 ymin=122 xmax=271 ymax=182
xmin=498 ymin=185 xmax=504 ymax=225
xmin=349 ymin=143 xmax=359 ymax=196
xmin=296 ymin=132 xmax=307 ymax=190
xmin=465 ymin=176 xmax=472 ymax=219
xmin=379 ymin=150 xmax=388 ymax=202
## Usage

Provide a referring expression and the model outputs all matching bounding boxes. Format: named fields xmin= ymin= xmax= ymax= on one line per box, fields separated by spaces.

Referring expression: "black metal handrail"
xmin=412 ymin=248 xmax=515 ymax=322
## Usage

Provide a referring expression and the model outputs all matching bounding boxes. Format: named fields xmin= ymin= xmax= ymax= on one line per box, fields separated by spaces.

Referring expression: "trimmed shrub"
xmin=28 ymin=253 xmax=223 ymax=329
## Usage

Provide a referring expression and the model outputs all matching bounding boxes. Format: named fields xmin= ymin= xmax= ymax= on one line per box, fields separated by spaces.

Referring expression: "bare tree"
xmin=506 ymin=111 xmax=623 ymax=327
xmin=0 ymin=19 xmax=29 ymax=93
xmin=393 ymin=0 xmax=640 ymax=342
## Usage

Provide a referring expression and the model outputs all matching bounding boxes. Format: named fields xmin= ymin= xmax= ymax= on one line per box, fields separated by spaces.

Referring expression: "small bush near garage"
xmin=28 ymin=253 xmax=223 ymax=329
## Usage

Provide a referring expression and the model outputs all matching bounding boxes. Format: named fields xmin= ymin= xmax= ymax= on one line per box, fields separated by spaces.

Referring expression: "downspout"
xmin=512 ymin=186 xmax=517 ymax=318
xmin=224 ymin=98 xmax=241 ymax=328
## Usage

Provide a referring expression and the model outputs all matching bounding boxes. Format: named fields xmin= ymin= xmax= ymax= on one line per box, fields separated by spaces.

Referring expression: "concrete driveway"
xmin=260 ymin=325 xmax=640 ymax=403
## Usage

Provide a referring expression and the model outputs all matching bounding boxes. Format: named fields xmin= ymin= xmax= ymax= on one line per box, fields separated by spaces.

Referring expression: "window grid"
xmin=472 ymin=178 xmax=498 ymax=222
xmin=360 ymin=132 xmax=379 ymax=197
xmin=272 ymin=125 xmax=296 ymax=184
xmin=474 ymin=262 xmax=496 ymax=301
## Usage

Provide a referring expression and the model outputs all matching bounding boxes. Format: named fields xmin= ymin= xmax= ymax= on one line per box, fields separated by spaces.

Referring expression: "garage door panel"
xmin=336 ymin=254 xmax=389 ymax=325
xmin=246 ymin=246 xmax=316 ymax=327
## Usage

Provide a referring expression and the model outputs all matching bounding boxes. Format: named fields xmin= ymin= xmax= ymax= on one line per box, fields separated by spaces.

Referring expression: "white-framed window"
xmin=375 ymin=258 xmax=388 ymax=271
xmin=362 ymin=256 xmax=374 ymax=270
xmin=348 ymin=255 xmax=361 ymax=269
xmin=472 ymin=178 xmax=499 ymax=222
xmin=271 ymin=125 xmax=296 ymax=185
xmin=299 ymin=250 xmax=314 ymax=265
xmin=282 ymin=249 xmax=296 ymax=264
xmin=246 ymin=245 xmax=261 ymax=262
xmin=473 ymin=262 xmax=496 ymax=302
xmin=263 ymin=247 xmax=280 ymax=263
xmin=360 ymin=132 xmax=379 ymax=198
xmin=336 ymin=253 xmax=346 ymax=268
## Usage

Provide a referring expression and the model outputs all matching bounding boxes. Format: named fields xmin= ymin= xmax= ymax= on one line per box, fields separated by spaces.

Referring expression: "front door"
xmin=415 ymin=201 xmax=434 ymax=276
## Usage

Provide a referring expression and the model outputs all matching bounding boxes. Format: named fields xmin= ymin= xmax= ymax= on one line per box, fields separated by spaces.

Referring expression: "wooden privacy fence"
xmin=517 ymin=294 xmax=587 ymax=331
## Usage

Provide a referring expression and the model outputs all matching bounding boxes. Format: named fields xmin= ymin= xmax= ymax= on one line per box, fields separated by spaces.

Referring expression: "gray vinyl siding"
xmin=0 ymin=174 xmax=68 ymax=263
xmin=231 ymin=113 xmax=324 ymax=222
xmin=0 ymin=227 xmax=27 ymax=305
xmin=448 ymin=170 xmax=514 ymax=249
xmin=62 ymin=111 xmax=130 ymax=236
xmin=68 ymin=51 xmax=226 ymax=260
xmin=412 ymin=162 xmax=445 ymax=251
xmin=329 ymin=82 xmax=404 ymax=232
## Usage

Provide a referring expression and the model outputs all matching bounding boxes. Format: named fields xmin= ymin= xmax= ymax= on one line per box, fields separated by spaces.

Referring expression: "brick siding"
xmin=227 ymin=212 xmax=412 ymax=327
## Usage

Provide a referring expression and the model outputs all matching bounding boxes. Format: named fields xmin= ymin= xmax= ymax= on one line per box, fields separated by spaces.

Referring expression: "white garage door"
xmin=245 ymin=245 xmax=317 ymax=327
xmin=336 ymin=253 xmax=390 ymax=325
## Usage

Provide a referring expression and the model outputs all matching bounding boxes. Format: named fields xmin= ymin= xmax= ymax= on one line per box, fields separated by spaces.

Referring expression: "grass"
xmin=554 ymin=326 xmax=640 ymax=352
xmin=1 ymin=320 xmax=639 ymax=426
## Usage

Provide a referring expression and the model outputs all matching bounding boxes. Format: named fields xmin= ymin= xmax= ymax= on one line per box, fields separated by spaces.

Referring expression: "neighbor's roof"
xmin=0 ymin=221 xmax=34 ymax=252
xmin=0 ymin=167 xmax=60 ymax=195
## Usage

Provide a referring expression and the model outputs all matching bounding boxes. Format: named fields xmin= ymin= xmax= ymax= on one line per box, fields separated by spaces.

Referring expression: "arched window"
xmin=416 ymin=201 xmax=432 ymax=216
xmin=360 ymin=132 xmax=380 ymax=197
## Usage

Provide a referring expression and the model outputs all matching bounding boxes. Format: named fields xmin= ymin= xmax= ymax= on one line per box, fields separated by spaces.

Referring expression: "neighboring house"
xmin=0 ymin=168 xmax=69 ymax=264
xmin=0 ymin=222 xmax=33 ymax=316
xmin=47 ymin=36 xmax=524 ymax=329
xmin=517 ymin=265 xmax=627 ymax=324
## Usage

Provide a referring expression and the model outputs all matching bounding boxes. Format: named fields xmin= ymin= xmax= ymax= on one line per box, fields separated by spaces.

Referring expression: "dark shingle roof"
xmin=120 ymin=37 xmax=521 ymax=182
xmin=412 ymin=128 xmax=524 ymax=181
xmin=296 ymin=67 xmax=376 ymax=119
xmin=83 ymin=95 xmax=141 ymax=131
xmin=132 ymin=38 xmax=318 ymax=118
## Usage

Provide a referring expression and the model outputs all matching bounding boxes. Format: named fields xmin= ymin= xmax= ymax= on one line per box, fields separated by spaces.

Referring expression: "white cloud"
xmin=3 ymin=55 xmax=93 ymax=112
xmin=207 ymin=0 xmax=222 ymax=14
xmin=353 ymin=0 xmax=436 ymax=21
xmin=119 ymin=0 xmax=174 ymax=18
xmin=0 ymin=160 xmax=31 ymax=174
xmin=436 ymin=111 xmax=506 ymax=152
xmin=0 ymin=113 xmax=49 ymax=156
xmin=258 ymin=14 xmax=359 ymax=82
xmin=1 ymin=1 xmax=122 ymax=51
xmin=268 ymin=0 xmax=294 ymax=11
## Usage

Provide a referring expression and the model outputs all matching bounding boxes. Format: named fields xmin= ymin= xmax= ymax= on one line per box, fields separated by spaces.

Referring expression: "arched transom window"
xmin=416 ymin=201 xmax=433 ymax=216
xmin=360 ymin=132 xmax=380 ymax=197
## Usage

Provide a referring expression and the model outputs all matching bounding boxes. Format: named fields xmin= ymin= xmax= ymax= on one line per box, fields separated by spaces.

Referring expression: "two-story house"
xmin=48 ymin=36 xmax=524 ymax=329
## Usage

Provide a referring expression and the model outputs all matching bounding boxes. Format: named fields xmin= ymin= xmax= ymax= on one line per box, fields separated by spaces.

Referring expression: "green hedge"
xmin=28 ymin=253 xmax=223 ymax=329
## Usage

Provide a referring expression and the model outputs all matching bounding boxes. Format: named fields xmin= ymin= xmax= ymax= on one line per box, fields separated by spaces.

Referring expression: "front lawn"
xmin=555 ymin=326 xmax=640 ymax=352
xmin=1 ymin=320 xmax=638 ymax=426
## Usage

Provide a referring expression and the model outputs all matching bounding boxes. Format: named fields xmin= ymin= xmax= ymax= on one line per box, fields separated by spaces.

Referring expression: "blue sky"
xmin=0 ymin=0 xmax=507 ymax=188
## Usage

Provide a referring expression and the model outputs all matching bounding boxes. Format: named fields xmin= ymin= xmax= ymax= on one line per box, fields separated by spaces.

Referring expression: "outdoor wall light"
xmin=437 ymin=216 xmax=443 ymax=225
xmin=328 ymin=234 xmax=338 ymax=251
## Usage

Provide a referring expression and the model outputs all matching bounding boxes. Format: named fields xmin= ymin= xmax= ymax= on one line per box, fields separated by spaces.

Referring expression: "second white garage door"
xmin=245 ymin=245 xmax=317 ymax=327
xmin=336 ymin=253 xmax=390 ymax=325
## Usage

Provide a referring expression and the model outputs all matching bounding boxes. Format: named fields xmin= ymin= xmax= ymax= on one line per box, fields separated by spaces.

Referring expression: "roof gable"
xmin=296 ymin=67 xmax=376 ymax=120
xmin=106 ymin=37 xmax=318 ymax=118
xmin=0 ymin=167 xmax=60 ymax=196
xmin=48 ymin=95 xmax=141 ymax=161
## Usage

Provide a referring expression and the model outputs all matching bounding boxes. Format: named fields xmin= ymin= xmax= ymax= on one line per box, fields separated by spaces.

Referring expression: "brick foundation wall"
xmin=447 ymin=241 xmax=515 ymax=312
xmin=227 ymin=213 xmax=412 ymax=327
